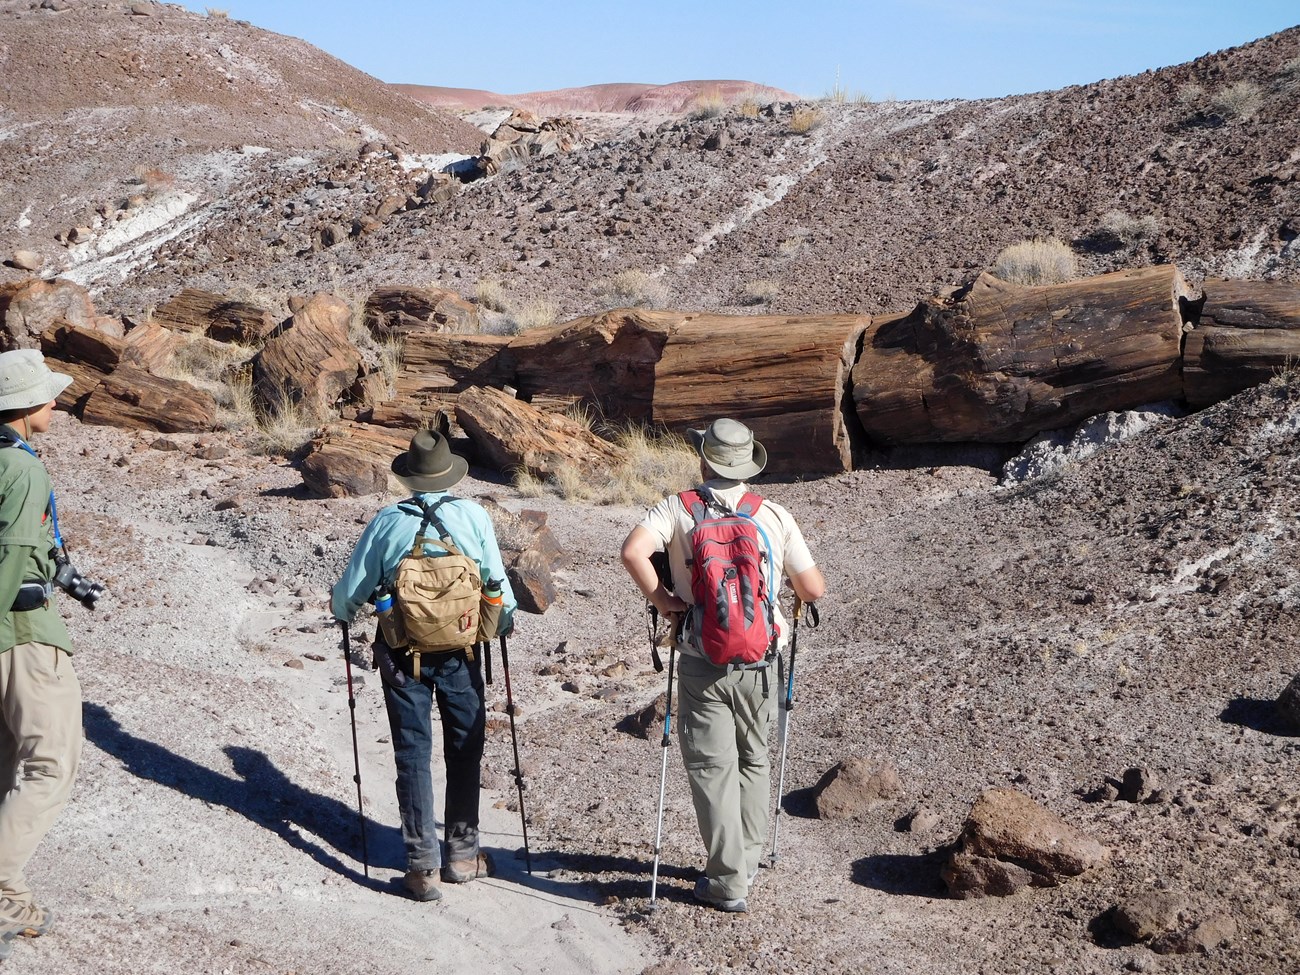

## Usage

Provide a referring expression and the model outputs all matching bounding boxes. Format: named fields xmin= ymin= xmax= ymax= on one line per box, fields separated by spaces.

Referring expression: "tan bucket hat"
xmin=391 ymin=429 xmax=468 ymax=492
xmin=0 ymin=349 xmax=73 ymax=413
xmin=688 ymin=418 xmax=767 ymax=480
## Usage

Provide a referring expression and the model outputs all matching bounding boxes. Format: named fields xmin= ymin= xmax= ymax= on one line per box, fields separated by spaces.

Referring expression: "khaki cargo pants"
xmin=0 ymin=643 xmax=82 ymax=908
xmin=676 ymin=652 xmax=775 ymax=902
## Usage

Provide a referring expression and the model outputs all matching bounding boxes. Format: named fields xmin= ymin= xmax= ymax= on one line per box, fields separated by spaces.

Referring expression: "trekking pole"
xmin=482 ymin=640 xmax=493 ymax=685
xmin=770 ymin=598 xmax=818 ymax=867
xmin=499 ymin=633 xmax=532 ymax=874
xmin=648 ymin=640 xmax=677 ymax=907
xmin=339 ymin=621 xmax=370 ymax=878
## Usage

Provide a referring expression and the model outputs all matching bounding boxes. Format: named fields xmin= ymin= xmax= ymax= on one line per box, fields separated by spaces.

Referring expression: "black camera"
xmin=53 ymin=555 xmax=105 ymax=610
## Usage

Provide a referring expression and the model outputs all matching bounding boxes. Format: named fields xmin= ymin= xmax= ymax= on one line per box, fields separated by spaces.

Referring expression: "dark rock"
xmin=1276 ymin=674 xmax=1300 ymax=732
xmin=812 ymin=758 xmax=904 ymax=821
xmin=1120 ymin=767 xmax=1160 ymax=803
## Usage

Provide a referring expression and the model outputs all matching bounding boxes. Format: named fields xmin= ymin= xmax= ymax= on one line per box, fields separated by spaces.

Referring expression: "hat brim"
xmin=689 ymin=427 xmax=767 ymax=480
xmin=391 ymin=452 xmax=468 ymax=492
xmin=0 ymin=370 xmax=75 ymax=413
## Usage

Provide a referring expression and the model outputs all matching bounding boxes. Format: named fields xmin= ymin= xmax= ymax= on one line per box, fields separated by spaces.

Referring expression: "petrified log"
xmin=500 ymin=309 xmax=865 ymax=474
xmin=853 ymin=266 xmax=1194 ymax=443
xmin=120 ymin=322 xmax=182 ymax=373
xmin=152 ymin=288 xmax=277 ymax=343
xmin=364 ymin=286 xmax=479 ymax=338
xmin=454 ymin=385 xmax=627 ymax=478
xmin=652 ymin=312 xmax=866 ymax=474
xmin=40 ymin=323 xmax=125 ymax=412
xmin=0 ymin=277 xmax=98 ymax=350
xmin=81 ymin=365 xmax=216 ymax=433
xmin=301 ymin=422 xmax=410 ymax=497
xmin=252 ymin=293 xmax=362 ymax=414
xmin=394 ymin=332 xmax=510 ymax=404
xmin=1183 ymin=278 xmax=1300 ymax=408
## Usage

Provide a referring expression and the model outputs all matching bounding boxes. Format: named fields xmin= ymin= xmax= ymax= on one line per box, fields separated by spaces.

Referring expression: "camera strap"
xmin=0 ymin=429 xmax=64 ymax=551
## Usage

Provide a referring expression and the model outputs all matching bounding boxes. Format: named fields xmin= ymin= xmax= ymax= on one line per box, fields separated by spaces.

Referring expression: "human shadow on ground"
xmin=83 ymin=701 xmax=404 ymax=887
xmin=521 ymin=849 xmax=699 ymax=908
xmin=851 ymin=852 xmax=949 ymax=898
xmin=1220 ymin=697 xmax=1297 ymax=737
xmin=778 ymin=785 xmax=821 ymax=819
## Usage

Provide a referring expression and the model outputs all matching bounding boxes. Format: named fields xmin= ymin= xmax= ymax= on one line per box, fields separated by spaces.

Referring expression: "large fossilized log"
xmin=1183 ymin=279 xmax=1300 ymax=408
xmin=80 ymin=365 xmax=216 ymax=433
xmin=301 ymin=422 xmax=409 ymax=497
xmin=852 ymin=266 xmax=1196 ymax=443
xmin=499 ymin=309 xmax=867 ymax=473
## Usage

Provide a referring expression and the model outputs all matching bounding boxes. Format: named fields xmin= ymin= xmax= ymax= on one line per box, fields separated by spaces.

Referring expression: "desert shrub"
xmin=991 ymin=237 xmax=1078 ymax=286
xmin=160 ymin=334 xmax=255 ymax=389
xmin=591 ymin=269 xmax=671 ymax=309
xmin=789 ymin=108 xmax=823 ymax=135
xmin=1209 ymin=81 xmax=1263 ymax=121
xmin=205 ymin=6 xmax=229 ymax=17
xmin=778 ymin=230 xmax=811 ymax=259
xmin=253 ymin=394 xmax=323 ymax=456
xmin=475 ymin=278 xmax=508 ymax=312
xmin=1097 ymin=210 xmax=1159 ymax=249
xmin=742 ymin=279 xmax=781 ymax=305
xmin=504 ymin=298 xmax=559 ymax=334
xmin=736 ymin=99 xmax=761 ymax=119
xmin=1175 ymin=83 xmax=1206 ymax=114
xmin=1280 ymin=56 xmax=1300 ymax=86
xmin=688 ymin=90 xmax=727 ymax=120
xmin=379 ymin=336 xmax=404 ymax=387
xmin=825 ymin=68 xmax=871 ymax=105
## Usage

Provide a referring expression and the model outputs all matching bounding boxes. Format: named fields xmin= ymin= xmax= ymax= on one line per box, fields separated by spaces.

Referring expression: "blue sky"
xmin=187 ymin=1 xmax=1299 ymax=100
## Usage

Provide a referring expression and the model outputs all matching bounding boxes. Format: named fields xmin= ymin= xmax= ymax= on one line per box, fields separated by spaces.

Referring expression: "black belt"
xmin=11 ymin=582 xmax=51 ymax=612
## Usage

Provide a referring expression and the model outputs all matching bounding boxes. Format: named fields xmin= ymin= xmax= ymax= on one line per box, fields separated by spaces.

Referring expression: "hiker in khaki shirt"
xmin=0 ymin=351 xmax=79 ymax=961
xmin=622 ymin=418 xmax=825 ymax=913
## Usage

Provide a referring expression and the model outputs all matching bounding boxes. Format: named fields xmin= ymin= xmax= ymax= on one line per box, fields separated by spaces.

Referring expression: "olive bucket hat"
xmin=391 ymin=428 xmax=469 ymax=493
xmin=0 ymin=349 xmax=73 ymax=413
xmin=688 ymin=417 xmax=767 ymax=480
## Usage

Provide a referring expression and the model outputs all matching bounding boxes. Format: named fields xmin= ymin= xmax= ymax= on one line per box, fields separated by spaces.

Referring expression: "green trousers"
xmin=676 ymin=652 xmax=775 ymax=901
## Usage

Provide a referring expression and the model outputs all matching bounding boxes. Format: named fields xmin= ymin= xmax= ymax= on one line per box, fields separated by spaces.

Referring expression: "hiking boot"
xmin=0 ymin=931 xmax=13 ymax=962
xmin=0 ymin=902 xmax=53 ymax=939
xmin=442 ymin=851 xmax=495 ymax=884
xmin=402 ymin=869 xmax=443 ymax=902
xmin=693 ymin=876 xmax=748 ymax=913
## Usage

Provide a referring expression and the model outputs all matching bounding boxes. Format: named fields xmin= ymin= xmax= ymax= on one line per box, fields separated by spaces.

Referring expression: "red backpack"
xmin=680 ymin=488 xmax=778 ymax=667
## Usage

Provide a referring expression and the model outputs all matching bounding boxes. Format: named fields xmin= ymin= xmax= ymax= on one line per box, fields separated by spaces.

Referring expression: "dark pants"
xmin=379 ymin=644 xmax=485 ymax=871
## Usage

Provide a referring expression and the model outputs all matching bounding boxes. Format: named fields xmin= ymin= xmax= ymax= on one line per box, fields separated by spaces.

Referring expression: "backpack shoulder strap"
xmin=400 ymin=496 xmax=462 ymax=555
xmin=678 ymin=489 xmax=709 ymax=525
xmin=735 ymin=492 xmax=764 ymax=517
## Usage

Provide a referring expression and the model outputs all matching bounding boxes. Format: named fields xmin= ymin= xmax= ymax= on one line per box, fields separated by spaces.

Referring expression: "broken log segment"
xmin=853 ymin=266 xmax=1195 ymax=444
xmin=152 ymin=287 xmax=277 ymax=344
xmin=1183 ymin=278 xmax=1300 ymax=408
xmin=80 ymin=364 xmax=216 ymax=434
xmin=301 ymin=421 xmax=410 ymax=498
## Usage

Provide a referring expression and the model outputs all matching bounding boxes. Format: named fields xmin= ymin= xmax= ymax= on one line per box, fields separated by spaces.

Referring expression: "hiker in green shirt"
xmin=0 ymin=350 xmax=78 ymax=961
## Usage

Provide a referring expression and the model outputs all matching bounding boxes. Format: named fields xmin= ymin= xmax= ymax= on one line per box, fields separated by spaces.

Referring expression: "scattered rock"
xmin=284 ymin=658 xmax=304 ymax=669
xmin=1276 ymin=674 xmax=1300 ymax=732
xmin=1120 ymin=767 xmax=1160 ymax=803
xmin=812 ymin=758 xmax=905 ymax=821
xmin=9 ymin=250 xmax=43 ymax=271
xmin=1151 ymin=915 xmax=1237 ymax=955
xmin=941 ymin=788 xmax=1107 ymax=898
xmin=1113 ymin=891 xmax=1185 ymax=940
xmin=905 ymin=806 xmax=941 ymax=833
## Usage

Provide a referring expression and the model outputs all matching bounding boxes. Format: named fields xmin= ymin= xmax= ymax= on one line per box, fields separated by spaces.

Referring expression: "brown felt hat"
xmin=391 ymin=429 xmax=468 ymax=492
xmin=688 ymin=418 xmax=767 ymax=480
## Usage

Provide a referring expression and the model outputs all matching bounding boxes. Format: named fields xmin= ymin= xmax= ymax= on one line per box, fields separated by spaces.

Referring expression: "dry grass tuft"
xmin=688 ymin=90 xmax=727 ymax=120
xmin=591 ymin=269 xmax=671 ymax=310
xmin=992 ymin=237 xmax=1078 ymax=286
xmin=475 ymin=278 xmax=509 ymax=313
xmin=789 ymin=108 xmax=823 ymax=135
xmin=205 ymin=6 xmax=229 ymax=17
xmin=506 ymin=298 xmax=559 ymax=334
xmin=742 ymin=279 xmax=781 ymax=305
xmin=1209 ymin=80 xmax=1263 ymax=121
xmin=1097 ymin=210 xmax=1159 ymax=249
xmin=513 ymin=426 xmax=698 ymax=506
xmin=736 ymin=99 xmax=761 ymax=119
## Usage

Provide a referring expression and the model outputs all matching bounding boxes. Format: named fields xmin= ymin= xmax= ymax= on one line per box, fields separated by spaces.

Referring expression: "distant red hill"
xmin=392 ymin=80 xmax=799 ymax=114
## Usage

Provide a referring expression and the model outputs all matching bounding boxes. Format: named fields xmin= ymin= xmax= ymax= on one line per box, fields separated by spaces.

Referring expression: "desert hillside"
xmin=0 ymin=6 xmax=1298 ymax=975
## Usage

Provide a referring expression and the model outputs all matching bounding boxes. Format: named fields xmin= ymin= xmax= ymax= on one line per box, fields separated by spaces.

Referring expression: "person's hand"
xmin=657 ymin=592 xmax=687 ymax=617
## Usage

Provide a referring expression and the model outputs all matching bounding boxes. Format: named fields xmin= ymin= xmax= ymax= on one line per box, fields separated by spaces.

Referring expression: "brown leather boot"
xmin=402 ymin=869 xmax=443 ymax=902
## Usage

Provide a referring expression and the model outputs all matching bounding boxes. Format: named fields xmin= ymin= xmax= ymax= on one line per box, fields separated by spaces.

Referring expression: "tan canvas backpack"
xmin=392 ymin=498 xmax=483 ymax=673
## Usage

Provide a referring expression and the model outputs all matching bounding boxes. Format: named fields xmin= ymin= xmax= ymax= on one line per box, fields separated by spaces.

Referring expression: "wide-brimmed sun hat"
xmin=0 ymin=349 xmax=73 ymax=413
xmin=391 ymin=428 xmax=468 ymax=492
xmin=688 ymin=418 xmax=767 ymax=480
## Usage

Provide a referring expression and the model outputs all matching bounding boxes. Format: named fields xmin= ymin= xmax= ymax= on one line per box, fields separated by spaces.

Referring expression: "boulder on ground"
xmin=9 ymin=250 xmax=43 ymax=272
xmin=1 ymin=277 xmax=98 ymax=350
xmin=941 ymin=788 xmax=1106 ymax=898
xmin=1276 ymin=674 xmax=1300 ymax=732
xmin=300 ymin=421 xmax=409 ymax=498
xmin=812 ymin=758 xmax=905 ymax=821
xmin=1151 ymin=914 xmax=1237 ymax=955
xmin=1113 ymin=891 xmax=1185 ymax=940
xmin=252 ymin=293 xmax=363 ymax=416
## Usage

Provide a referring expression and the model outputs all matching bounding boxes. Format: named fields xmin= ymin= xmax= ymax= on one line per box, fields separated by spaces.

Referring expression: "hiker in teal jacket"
xmin=0 ymin=350 xmax=77 ymax=961
xmin=332 ymin=429 xmax=516 ymax=903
